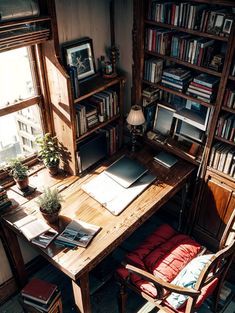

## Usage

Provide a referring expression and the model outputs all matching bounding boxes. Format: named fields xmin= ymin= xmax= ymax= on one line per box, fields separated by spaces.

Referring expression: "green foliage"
xmin=8 ymin=158 xmax=28 ymax=180
xmin=35 ymin=187 xmax=63 ymax=213
xmin=36 ymin=133 xmax=61 ymax=167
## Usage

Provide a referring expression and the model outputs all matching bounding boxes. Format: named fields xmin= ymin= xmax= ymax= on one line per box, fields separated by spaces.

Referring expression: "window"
xmin=0 ymin=46 xmax=44 ymax=168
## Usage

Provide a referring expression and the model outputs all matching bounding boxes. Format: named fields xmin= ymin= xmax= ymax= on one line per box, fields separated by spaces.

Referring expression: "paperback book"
xmin=14 ymin=215 xmax=52 ymax=241
xmin=56 ymin=219 xmax=101 ymax=248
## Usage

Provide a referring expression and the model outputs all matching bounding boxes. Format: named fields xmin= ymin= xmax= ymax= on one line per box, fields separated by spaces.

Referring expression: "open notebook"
xmin=82 ymin=157 xmax=156 ymax=215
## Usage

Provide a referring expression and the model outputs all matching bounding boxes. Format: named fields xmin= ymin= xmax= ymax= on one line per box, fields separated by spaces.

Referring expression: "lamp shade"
xmin=126 ymin=105 xmax=145 ymax=126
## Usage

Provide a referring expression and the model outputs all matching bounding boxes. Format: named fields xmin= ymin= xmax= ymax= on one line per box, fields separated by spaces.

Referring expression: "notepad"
xmin=104 ymin=155 xmax=148 ymax=188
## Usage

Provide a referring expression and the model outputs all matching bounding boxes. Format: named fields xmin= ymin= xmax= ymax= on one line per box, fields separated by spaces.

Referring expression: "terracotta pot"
xmin=15 ymin=177 xmax=29 ymax=190
xmin=47 ymin=161 xmax=60 ymax=176
xmin=40 ymin=205 xmax=61 ymax=224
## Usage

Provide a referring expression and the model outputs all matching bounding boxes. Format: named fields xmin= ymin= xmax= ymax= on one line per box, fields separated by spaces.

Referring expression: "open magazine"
xmin=56 ymin=219 xmax=101 ymax=248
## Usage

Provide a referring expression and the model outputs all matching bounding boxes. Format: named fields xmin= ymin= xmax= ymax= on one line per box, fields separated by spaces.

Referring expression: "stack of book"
xmin=187 ymin=73 xmax=219 ymax=103
xmin=83 ymin=102 xmax=98 ymax=129
xmin=21 ymin=278 xmax=61 ymax=313
xmin=0 ymin=185 xmax=11 ymax=210
xmin=142 ymin=86 xmax=161 ymax=107
xmin=161 ymin=67 xmax=192 ymax=92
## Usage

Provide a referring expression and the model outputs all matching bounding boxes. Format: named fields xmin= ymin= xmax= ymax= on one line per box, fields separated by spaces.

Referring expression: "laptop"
xmin=104 ymin=155 xmax=148 ymax=188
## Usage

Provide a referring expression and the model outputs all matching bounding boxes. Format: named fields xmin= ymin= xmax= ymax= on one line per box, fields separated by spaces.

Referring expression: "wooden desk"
xmin=1 ymin=146 xmax=195 ymax=313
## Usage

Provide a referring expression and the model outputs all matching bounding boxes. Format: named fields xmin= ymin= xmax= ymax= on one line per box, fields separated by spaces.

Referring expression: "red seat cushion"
xmin=116 ymin=224 xmax=202 ymax=299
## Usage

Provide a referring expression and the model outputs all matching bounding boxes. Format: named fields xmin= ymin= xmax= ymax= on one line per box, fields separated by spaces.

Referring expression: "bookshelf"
xmin=133 ymin=0 xmax=235 ymax=277
xmin=133 ymin=0 xmax=235 ymax=165
xmin=41 ymin=2 xmax=125 ymax=176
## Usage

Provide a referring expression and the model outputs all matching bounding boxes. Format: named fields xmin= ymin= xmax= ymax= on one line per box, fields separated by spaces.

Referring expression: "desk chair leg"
xmin=72 ymin=273 xmax=91 ymax=313
xmin=118 ymin=283 xmax=127 ymax=313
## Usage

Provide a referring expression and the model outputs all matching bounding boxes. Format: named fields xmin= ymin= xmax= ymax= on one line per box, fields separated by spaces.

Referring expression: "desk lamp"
xmin=126 ymin=105 xmax=145 ymax=152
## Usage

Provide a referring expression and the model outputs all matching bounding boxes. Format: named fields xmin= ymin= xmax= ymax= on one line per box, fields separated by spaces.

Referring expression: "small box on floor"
xmin=20 ymin=278 xmax=62 ymax=313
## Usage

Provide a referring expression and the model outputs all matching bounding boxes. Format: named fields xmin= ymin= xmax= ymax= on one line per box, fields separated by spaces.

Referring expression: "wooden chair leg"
xmin=118 ymin=283 xmax=128 ymax=313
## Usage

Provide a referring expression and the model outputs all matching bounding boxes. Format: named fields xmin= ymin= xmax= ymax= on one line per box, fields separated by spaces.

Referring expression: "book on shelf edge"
xmin=56 ymin=219 xmax=101 ymax=248
xmin=21 ymin=278 xmax=58 ymax=305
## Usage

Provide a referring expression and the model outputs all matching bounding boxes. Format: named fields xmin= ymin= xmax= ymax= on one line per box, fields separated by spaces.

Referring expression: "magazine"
xmin=31 ymin=229 xmax=58 ymax=248
xmin=56 ymin=219 xmax=101 ymax=248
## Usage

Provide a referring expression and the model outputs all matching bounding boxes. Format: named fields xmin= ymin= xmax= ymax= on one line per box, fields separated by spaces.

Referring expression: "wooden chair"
xmin=116 ymin=209 xmax=235 ymax=313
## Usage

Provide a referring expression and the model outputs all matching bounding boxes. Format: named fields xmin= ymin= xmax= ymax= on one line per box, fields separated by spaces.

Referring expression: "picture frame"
xmin=63 ymin=37 xmax=96 ymax=80
xmin=222 ymin=18 xmax=233 ymax=35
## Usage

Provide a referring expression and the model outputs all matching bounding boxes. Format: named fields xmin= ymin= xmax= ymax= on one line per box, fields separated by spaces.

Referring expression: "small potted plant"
xmin=36 ymin=133 xmax=61 ymax=176
xmin=8 ymin=158 xmax=29 ymax=190
xmin=35 ymin=187 xmax=63 ymax=224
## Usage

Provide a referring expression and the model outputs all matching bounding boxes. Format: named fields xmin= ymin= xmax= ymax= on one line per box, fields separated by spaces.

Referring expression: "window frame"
xmin=0 ymin=44 xmax=51 ymax=185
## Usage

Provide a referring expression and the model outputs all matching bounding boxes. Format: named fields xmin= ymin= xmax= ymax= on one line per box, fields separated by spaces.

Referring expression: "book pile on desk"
xmin=21 ymin=278 xmax=61 ymax=312
xmin=0 ymin=185 xmax=11 ymax=210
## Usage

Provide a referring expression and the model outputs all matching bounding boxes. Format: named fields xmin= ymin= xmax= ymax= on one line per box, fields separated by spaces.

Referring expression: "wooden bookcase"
xmin=41 ymin=1 xmax=126 ymax=176
xmin=133 ymin=0 xmax=235 ymax=169
xmin=132 ymin=0 xmax=235 ymax=278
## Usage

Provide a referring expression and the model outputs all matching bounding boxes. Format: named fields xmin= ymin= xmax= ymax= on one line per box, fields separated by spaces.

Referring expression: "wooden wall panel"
xmin=55 ymin=0 xmax=133 ymax=113
xmin=55 ymin=0 xmax=110 ymax=64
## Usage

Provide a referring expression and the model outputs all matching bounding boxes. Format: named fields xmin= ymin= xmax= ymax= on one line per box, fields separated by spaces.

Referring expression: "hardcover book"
xmin=21 ymin=278 xmax=58 ymax=305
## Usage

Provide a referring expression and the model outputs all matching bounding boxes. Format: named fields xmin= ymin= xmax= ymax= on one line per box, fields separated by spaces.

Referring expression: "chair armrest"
xmin=125 ymin=263 xmax=200 ymax=298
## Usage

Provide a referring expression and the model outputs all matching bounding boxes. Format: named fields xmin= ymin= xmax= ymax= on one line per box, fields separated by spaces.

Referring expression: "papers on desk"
xmin=82 ymin=171 xmax=156 ymax=215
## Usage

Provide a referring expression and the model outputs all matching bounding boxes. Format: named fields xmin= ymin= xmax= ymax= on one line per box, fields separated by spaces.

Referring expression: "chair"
xmin=116 ymin=209 xmax=235 ymax=313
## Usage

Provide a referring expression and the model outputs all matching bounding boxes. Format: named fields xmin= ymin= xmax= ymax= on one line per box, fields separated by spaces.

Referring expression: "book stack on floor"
xmin=0 ymin=185 xmax=11 ymax=210
xmin=161 ymin=67 xmax=192 ymax=92
xmin=20 ymin=278 xmax=62 ymax=313
xmin=187 ymin=73 xmax=219 ymax=103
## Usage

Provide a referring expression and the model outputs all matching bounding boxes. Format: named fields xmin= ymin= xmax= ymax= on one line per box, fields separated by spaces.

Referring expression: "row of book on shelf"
xmin=75 ymin=89 xmax=119 ymax=137
xmin=147 ymin=1 xmax=234 ymax=37
xmin=0 ymin=185 xmax=11 ymax=210
xmin=223 ymin=87 xmax=235 ymax=109
xmin=145 ymin=28 xmax=224 ymax=71
xmin=144 ymin=61 xmax=219 ymax=104
xmin=14 ymin=214 xmax=100 ymax=249
xmin=216 ymin=113 xmax=235 ymax=142
xmin=209 ymin=142 xmax=235 ymax=178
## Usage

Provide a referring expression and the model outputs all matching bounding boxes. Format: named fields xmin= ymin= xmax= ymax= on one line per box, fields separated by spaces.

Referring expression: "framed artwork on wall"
xmin=63 ymin=37 xmax=96 ymax=80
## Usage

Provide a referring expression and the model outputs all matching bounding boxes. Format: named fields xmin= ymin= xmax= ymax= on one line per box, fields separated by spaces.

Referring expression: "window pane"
xmin=0 ymin=105 xmax=43 ymax=168
xmin=0 ymin=47 xmax=36 ymax=108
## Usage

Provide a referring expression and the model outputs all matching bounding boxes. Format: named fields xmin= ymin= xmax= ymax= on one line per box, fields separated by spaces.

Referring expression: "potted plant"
xmin=36 ymin=187 xmax=63 ymax=224
xmin=36 ymin=133 xmax=61 ymax=176
xmin=8 ymin=158 xmax=29 ymax=190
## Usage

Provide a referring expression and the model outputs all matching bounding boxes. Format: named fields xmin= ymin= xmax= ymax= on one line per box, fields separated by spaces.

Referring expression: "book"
xmin=163 ymin=67 xmax=191 ymax=80
xmin=31 ymin=229 xmax=58 ymax=248
xmin=21 ymin=278 xmax=58 ymax=305
xmin=153 ymin=151 xmax=178 ymax=168
xmin=14 ymin=215 xmax=51 ymax=241
xmin=22 ymin=290 xmax=61 ymax=312
xmin=193 ymin=73 xmax=220 ymax=88
xmin=56 ymin=219 xmax=101 ymax=248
